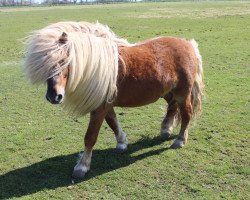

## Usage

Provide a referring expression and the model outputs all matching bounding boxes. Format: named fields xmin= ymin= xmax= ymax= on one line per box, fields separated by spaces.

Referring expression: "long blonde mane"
xmin=24 ymin=21 xmax=131 ymax=116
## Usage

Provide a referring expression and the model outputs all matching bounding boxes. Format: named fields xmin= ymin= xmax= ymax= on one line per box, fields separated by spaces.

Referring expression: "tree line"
xmin=0 ymin=0 xmax=138 ymax=6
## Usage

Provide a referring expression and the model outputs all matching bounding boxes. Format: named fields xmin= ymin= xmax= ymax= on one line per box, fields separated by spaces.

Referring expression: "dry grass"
xmin=135 ymin=2 xmax=250 ymax=19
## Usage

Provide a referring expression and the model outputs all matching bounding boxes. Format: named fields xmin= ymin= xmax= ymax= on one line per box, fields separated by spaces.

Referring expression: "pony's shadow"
xmin=0 ymin=135 xmax=176 ymax=199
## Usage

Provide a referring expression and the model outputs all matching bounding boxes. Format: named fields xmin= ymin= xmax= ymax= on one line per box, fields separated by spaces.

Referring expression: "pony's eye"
xmin=59 ymin=59 xmax=65 ymax=64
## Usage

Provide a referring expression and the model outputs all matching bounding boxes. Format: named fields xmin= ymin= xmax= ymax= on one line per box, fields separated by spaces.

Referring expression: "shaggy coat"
xmin=24 ymin=21 xmax=204 ymax=180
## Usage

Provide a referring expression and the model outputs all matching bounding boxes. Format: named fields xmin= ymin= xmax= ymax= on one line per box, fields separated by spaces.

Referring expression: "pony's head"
xmin=24 ymin=21 xmax=130 ymax=116
xmin=42 ymin=32 xmax=69 ymax=104
xmin=46 ymin=66 xmax=69 ymax=104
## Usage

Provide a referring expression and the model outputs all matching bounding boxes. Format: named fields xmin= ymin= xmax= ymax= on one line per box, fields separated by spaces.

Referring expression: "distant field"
xmin=0 ymin=1 xmax=249 ymax=199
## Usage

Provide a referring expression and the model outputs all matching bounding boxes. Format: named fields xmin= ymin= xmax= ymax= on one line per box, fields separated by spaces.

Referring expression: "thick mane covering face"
xmin=24 ymin=21 xmax=130 ymax=116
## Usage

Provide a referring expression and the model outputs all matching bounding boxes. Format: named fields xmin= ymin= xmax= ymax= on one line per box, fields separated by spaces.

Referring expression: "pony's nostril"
xmin=57 ymin=94 xmax=63 ymax=102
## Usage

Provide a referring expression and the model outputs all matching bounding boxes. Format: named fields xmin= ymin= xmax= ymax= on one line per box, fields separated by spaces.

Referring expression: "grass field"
xmin=0 ymin=1 xmax=249 ymax=199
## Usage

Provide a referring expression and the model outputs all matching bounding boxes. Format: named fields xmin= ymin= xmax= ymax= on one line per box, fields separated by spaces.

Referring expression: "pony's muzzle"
xmin=46 ymin=93 xmax=64 ymax=104
xmin=46 ymin=76 xmax=65 ymax=104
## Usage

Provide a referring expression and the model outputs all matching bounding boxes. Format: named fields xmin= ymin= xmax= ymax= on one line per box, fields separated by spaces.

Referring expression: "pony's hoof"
xmin=115 ymin=143 xmax=127 ymax=153
xmin=161 ymin=132 xmax=171 ymax=141
xmin=72 ymin=169 xmax=86 ymax=181
xmin=115 ymin=148 xmax=127 ymax=154
xmin=170 ymin=139 xmax=185 ymax=149
xmin=72 ymin=163 xmax=89 ymax=181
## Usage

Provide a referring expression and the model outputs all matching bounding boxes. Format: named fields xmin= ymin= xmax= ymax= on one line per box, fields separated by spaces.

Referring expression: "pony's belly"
xmin=115 ymin=96 xmax=160 ymax=107
xmin=114 ymin=81 xmax=165 ymax=107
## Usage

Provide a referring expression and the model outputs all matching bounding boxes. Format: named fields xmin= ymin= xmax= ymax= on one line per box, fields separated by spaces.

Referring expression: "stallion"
xmin=24 ymin=21 xmax=204 ymax=180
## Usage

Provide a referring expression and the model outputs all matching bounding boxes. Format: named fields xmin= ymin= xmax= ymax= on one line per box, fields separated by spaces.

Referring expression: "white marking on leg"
xmin=161 ymin=112 xmax=175 ymax=133
xmin=74 ymin=163 xmax=89 ymax=173
xmin=116 ymin=143 xmax=127 ymax=150
xmin=161 ymin=118 xmax=174 ymax=139
xmin=161 ymin=128 xmax=171 ymax=135
xmin=115 ymin=120 xmax=128 ymax=150
xmin=174 ymin=139 xmax=185 ymax=147
xmin=160 ymin=128 xmax=171 ymax=140
xmin=74 ymin=149 xmax=92 ymax=173
xmin=116 ymin=128 xmax=127 ymax=144
xmin=171 ymin=139 xmax=185 ymax=149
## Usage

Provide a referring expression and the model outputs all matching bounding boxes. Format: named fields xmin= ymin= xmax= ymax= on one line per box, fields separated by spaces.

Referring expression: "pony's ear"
xmin=59 ymin=32 xmax=68 ymax=44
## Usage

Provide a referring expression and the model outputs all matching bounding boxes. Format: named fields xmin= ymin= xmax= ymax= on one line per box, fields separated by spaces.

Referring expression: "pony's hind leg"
xmin=105 ymin=108 xmax=128 ymax=153
xmin=160 ymin=93 xmax=178 ymax=140
xmin=170 ymin=94 xmax=193 ymax=149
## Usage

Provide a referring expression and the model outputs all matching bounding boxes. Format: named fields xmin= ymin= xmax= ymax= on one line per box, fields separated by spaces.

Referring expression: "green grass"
xmin=0 ymin=1 xmax=249 ymax=199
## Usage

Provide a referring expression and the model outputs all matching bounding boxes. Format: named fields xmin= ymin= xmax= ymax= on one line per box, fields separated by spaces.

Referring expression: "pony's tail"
xmin=190 ymin=39 xmax=204 ymax=117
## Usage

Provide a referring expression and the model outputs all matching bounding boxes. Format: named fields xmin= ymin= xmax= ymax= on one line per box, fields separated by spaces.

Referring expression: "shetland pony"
xmin=24 ymin=21 xmax=204 ymax=180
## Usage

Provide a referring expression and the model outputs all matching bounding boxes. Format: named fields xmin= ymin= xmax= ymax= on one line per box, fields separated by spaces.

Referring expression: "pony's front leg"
xmin=105 ymin=107 xmax=128 ymax=153
xmin=72 ymin=107 xmax=108 ymax=180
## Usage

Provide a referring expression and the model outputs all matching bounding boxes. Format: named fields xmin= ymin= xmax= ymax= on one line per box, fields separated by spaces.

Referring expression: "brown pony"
xmin=24 ymin=21 xmax=204 ymax=180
